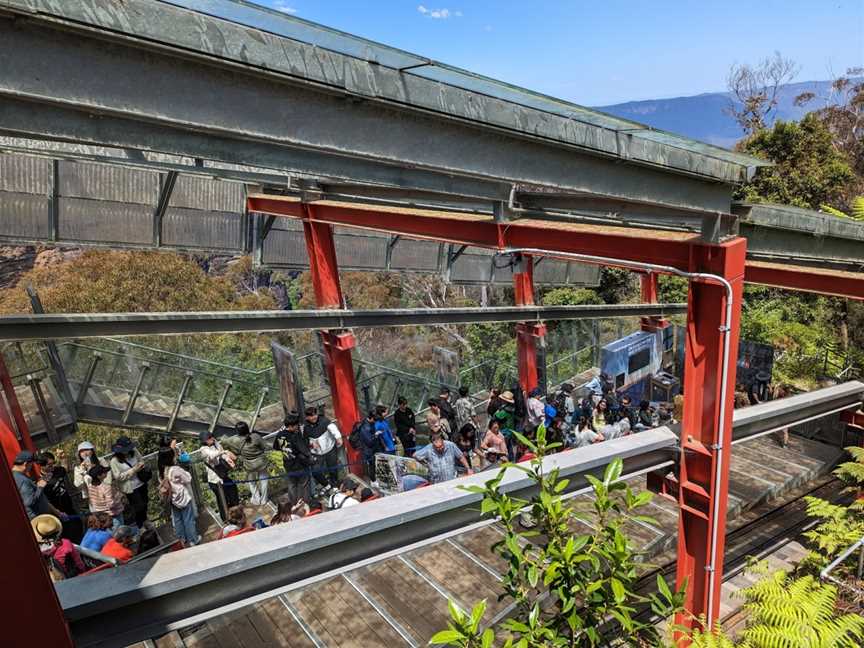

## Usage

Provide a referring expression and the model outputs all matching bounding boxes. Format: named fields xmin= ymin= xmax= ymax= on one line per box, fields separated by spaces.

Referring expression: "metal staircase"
xmin=4 ymin=333 xmax=599 ymax=449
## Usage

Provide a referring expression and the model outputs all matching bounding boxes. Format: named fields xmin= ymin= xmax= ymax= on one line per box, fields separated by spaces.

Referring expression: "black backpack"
xmin=348 ymin=421 xmax=364 ymax=450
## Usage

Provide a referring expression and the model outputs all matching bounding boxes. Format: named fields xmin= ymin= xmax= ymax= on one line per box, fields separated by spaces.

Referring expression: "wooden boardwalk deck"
xmin=139 ymin=435 xmax=842 ymax=648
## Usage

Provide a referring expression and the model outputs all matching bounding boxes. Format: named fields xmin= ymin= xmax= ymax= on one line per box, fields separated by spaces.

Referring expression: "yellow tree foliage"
xmin=0 ymin=249 xmax=277 ymax=315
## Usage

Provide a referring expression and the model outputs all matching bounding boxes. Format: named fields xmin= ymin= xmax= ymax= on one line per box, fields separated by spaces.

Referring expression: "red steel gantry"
xmin=247 ymin=194 xmax=864 ymax=634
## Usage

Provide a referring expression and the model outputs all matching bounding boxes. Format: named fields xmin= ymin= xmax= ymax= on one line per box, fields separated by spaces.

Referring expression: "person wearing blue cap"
xmin=12 ymin=450 xmax=62 ymax=520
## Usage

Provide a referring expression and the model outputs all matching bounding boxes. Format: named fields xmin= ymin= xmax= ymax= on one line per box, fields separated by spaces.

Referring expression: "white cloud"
xmin=417 ymin=5 xmax=461 ymax=19
xmin=272 ymin=1 xmax=297 ymax=14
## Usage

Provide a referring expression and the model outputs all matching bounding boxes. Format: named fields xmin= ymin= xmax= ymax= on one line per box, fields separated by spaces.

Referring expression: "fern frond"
xmin=737 ymin=567 xmax=864 ymax=648
xmin=844 ymin=445 xmax=864 ymax=463
xmin=821 ymin=203 xmax=851 ymax=218
xmin=851 ymin=196 xmax=864 ymax=221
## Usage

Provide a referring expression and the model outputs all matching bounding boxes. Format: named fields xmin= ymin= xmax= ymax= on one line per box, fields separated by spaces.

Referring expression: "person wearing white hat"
xmin=72 ymin=440 xmax=109 ymax=501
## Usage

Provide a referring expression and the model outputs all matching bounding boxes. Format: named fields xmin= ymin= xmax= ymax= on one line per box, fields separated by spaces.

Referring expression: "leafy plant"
xmin=737 ymin=564 xmax=864 ymax=647
xmin=820 ymin=196 xmax=864 ymax=221
xmin=686 ymin=563 xmax=864 ymax=648
xmin=432 ymin=425 xmax=686 ymax=647
xmin=803 ymin=446 xmax=864 ymax=570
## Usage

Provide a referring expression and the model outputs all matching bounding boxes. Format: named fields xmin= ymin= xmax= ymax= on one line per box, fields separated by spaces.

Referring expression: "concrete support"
xmin=513 ymin=255 xmax=546 ymax=395
xmin=674 ymin=238 xmax=746 ymax=634
xmin=301 ymin=208 xmax=363 ymax=476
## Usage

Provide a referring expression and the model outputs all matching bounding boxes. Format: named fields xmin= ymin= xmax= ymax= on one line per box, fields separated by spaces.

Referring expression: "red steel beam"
xmin=513 ymin=255 xmax=544 ymax=395
xmin=841 ymin=409 xmax=864 ymax=428
xmin=675 ymin=237 xmax=746 ymax=635
xmin=745 ymin=261 xmax=864 ymax=300
xmin=247 ymin=196 xmax=698 ymax=271
xmin=248 ymin=196 xmax=864 ymax=300
xmin=639 ymin=272 xmax=670 ymax=332
xmin=301 ymin=206 xmax=363 ymax=476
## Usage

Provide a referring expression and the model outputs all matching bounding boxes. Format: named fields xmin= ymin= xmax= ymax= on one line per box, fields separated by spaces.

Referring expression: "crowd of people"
xmin=12 ymin=371 xmax=677 ymax=581
xmin=391 ymin=375 xmax=674 ymax=486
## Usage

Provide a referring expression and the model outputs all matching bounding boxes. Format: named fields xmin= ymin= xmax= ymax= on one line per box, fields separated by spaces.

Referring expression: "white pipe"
xmin=501 ymin=247 xmax=734 ymax=630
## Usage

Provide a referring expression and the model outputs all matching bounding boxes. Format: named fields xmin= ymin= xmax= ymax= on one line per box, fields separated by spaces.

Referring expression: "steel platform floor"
xmin=138 ymin=434 xmax=843 ymax=648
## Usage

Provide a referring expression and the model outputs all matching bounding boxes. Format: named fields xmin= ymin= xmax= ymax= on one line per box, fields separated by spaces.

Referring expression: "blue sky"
xmin=259 ymin=0 xmax=864 ymax=105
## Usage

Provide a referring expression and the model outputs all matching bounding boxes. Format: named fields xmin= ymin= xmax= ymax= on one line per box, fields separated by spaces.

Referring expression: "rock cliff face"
xmin=0 ymin=245 xmax=82 ymax=289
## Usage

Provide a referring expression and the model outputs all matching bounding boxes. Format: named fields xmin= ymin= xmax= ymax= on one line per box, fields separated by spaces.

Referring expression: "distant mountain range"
xmin=595 ymin=79 xmax=850 ymax=148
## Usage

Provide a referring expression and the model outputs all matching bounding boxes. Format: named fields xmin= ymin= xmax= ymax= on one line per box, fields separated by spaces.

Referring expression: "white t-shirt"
xmin=570 ymin=427 xmax=599 ymax=448
xmin=329 ymin=492 xmax=359 ymax=509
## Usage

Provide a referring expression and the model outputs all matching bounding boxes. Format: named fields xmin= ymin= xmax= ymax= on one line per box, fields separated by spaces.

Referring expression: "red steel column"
xmin=0 ymin=392 xmax=22 ymax=467
xmin=640 ymin=272 xmax=670 ymax=332
xmin=0 ymin=419 xmax=74 ymax=646
xmin=0 ymin=352 xmax=34 ymax=452
xmin=301 ymin=208 xmax=363 ymax=476
xmin=674 ymin=238 xmax=746 ymax=635
xmin=513 ymin=255 xmax=545 ymax=395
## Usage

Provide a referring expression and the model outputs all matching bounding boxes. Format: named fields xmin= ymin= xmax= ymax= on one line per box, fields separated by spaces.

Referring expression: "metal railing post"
xmin=122 ymin=362 xmax=150 ymax=425
xmin=249 ymin=387 xmax=268 ymax=431
xmin=209 ymin=381 xmax=233 ymax=434
xmin=592 ymin=320 xmax=602 ymax=368
xmin=28 ymin=374 xmax=58 ymax=445
xmin=361 ymin=384 xmax=372 ymax=414
xmin=166 ymin=372 xmax=193 ymax=433
xmin=858 ymin=545 xmax=864 ymax=580
xmin=76 ymin=352 xmax=101 ymax=407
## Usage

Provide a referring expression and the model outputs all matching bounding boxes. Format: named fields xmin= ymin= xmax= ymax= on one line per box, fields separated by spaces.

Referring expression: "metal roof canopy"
xmin=0 ymin=0 xmax=764 ymax=222
xmin=734 ymin=203 xmax=864 ymax=272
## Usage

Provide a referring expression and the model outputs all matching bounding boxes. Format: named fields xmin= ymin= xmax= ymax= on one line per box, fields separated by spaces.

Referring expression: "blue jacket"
xmin=359 ymin=420 xmax=378 ymax=459
xmin=544 ymin=403 xmax=557 ymax=429
xmin=375 ymin=419 xmax=396 ymax=453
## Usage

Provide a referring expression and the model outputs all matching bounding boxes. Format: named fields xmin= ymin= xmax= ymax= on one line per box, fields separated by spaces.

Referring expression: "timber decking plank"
xmin=154 ymin=631 xmax=185 ymax=648
xmin=247 ymin=604 xmax=293 ymax=648
xmin=733 ymin=444 xmax=805 ymax=480
xmin=287 ymin=584 xmax=344 ymax=647
xmin=323 ymin=576 xmax=410 ymax=648
xmin=212 ymin=610 xmax=268 ymax=648
xmin=354 ymin=562 xmax=448 ymax=643
xmin=259 ymin=598 xmax=318 ymax=648
xmin=451 ymin=526 xmax=508 ymax=574
xmin=409 ymin=544 xmax=507 ymax=618
xmin=180 ymin=624 xmax=221 ymax=648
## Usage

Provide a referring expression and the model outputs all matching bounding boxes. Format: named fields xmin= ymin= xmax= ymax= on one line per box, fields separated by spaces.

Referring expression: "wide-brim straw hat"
xmin=32 ymin=514 xmax=62 ymax=542
xmin=499 ymin=391 xmax=515 ymax=404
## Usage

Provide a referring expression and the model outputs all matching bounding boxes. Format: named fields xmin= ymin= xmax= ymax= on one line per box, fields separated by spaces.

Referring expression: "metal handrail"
xmin=820 ymin=533 xmax=864 ymax=596
xmin=60 ymin=342 xmax=275 ymax=390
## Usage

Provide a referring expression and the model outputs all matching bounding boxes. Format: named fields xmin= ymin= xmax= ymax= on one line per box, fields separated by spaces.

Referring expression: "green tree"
xmin=596 ymin=267 xmax=638 ymax=304
xmin=735 ymin=113 xmax=855 ymax=209
xmin=540 ymin=287 xmax=603 ymax=306
xmin=432 ymin=427 xmax=686 ymax=647
xmin=658 ymin=276 xmax=689 ymax=305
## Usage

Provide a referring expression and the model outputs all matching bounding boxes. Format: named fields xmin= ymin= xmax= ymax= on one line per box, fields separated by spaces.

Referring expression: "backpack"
xmin=159 ymin=467 xmax=191 ymax=509
xmin=158 ymin=474 xmax=173 ymax=507
xmin=348 ymin=420 xmax=364 ymax=450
